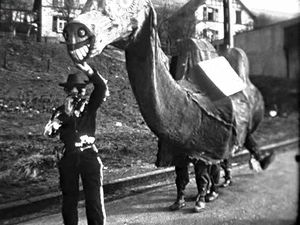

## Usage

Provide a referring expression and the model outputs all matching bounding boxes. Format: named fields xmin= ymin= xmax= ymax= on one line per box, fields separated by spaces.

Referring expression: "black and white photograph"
xmin=0 ymin=0 xmax=299 ymax=224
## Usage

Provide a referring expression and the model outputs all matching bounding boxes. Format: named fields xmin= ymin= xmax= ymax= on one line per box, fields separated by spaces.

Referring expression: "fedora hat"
xmin=59 ymin=73 xmax=89 ymax=88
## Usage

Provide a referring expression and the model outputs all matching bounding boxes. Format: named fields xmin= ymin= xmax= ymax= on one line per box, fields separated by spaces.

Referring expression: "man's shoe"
xmin=260 ymin=152 xmax=275 ymax=170
xmin=169 ymin=199 xmax=186 ymax=211
xmin=194 ymin=200 xmax=205 ymax=212
xmin=205 ymin=191 xmax=219 ymax=202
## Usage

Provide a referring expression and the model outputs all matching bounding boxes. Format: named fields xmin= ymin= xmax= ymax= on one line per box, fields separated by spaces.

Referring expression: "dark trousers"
xmin=175 ymin=160 xmax=220 ymax=201
xmin=58 ymin=149 xmax=106 ymax=225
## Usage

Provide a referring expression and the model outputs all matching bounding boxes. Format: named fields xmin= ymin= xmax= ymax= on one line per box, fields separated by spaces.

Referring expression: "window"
xmin=58 ymin=19 xmax=66 ymax=32
xmin=203 ymin=7 xmax=218 ymax=21
xmin=214 ymin=9 xmax=219 ymax=22
xmin=203 ymin=7 xmax=207 ymax=20
xmin=53 ymin=16 xmax=57 ymax=31
xmin=11 ymin=11 xmax=28 ymax=22
xmin=236 ymin=10 xmax=242 ymax=24
xmin=202 ymin=28 xmax=218 ymax=41
xmin=208 ymin=8 xmax=214 ymax=21
xmin=53 ymin=16 xmax=67 ymax=33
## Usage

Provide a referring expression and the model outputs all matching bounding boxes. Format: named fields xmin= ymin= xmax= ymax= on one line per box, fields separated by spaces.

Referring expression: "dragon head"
xmin=63 ymin=0 xmax=150 ymax=63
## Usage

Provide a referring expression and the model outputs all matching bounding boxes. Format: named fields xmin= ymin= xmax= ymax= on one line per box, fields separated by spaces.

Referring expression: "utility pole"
xmin=33 ymin=0 xmax=42 ymax=42
xmin=223 ymin=0 xmax=233 ymax=49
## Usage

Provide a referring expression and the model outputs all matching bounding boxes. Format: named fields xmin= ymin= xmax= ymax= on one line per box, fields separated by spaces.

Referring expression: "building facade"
xmin=160 ymin=0 xmax=254 ymax=55
xmin=0 ymin=0 xmax=37 ymax=38
xmin=0 ymin=0 xmax=85 ymax=41
xmin=38 ymin=0 xmax=86 ymax=42
xmin=195 ymin=0 xmax=253 ymax=41
xmin=234 ymin=17 xmax=300 ymax=79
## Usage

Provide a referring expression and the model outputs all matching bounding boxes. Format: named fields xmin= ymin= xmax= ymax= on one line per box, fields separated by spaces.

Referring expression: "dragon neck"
xmin=124 ymin=7 xmax=200 ymax=142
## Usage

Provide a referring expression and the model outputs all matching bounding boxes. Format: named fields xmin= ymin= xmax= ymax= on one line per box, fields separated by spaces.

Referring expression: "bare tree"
xmin=52 ymin=0 xmax=80 ymax=22
xmin=156 ymin=1 xmax=178 ymax=55
xmin=157 ymin=1 xmax=172 ymax=30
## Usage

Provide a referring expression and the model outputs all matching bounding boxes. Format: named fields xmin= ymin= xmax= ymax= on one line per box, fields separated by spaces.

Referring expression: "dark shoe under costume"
xmin=259 ymin=152 xmax=275 ymax=170
xmin=205 ymin=191 xmax=219 ymax=202
xmin=169 ymin=199 xmax=186 ymax=211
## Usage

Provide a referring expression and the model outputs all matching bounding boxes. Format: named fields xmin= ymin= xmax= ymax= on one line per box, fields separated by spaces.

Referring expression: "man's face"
xmin=64 ymin=86 xmax=87 ymax=98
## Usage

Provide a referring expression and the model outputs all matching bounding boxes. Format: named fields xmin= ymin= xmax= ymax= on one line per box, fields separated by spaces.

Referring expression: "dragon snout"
xmin=63 ymin=22 xmax=95 ymax=63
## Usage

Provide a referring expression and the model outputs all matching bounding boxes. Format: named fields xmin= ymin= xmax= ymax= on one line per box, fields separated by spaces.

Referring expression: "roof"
xmin=235 ymin=16 xmax=300 ymax=35
xmin=239 ymin=0 xmax=300 ymax=24
xmin=168 ymin=0 xmax=205 ymax=20
xmin=236 ymin=0 xmax=255 ymax=19
xmin=168 ymin=0 xmax=255 ymax=21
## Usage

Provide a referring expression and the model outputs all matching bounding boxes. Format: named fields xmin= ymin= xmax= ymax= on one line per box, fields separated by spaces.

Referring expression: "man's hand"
xmin=76 ymin=61 xmax=93 ymax=76
xmin=44 ymin=119 xmax=61 ymax=137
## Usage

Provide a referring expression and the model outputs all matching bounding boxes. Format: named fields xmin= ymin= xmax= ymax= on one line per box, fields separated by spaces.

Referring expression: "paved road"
xmin=18 ymin=148 xmax=299 ymax=225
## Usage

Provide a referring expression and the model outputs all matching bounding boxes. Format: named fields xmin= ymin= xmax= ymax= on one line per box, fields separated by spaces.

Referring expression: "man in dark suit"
xmin=44 ymin=62 xmax=109 ymax=225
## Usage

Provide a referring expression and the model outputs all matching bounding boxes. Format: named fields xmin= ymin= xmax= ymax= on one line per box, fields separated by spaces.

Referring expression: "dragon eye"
xmin=78 ymin=28 xmax=86 ymax=38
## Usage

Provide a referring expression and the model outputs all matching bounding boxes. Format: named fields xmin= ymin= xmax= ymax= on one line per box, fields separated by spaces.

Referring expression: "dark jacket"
xmin=52 ymin=70 xmax=107 ymax=152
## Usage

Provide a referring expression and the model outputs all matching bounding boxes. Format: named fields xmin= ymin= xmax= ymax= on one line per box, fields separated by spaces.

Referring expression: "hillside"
xmin=0 ymin=38 xmax=298 ymax=204
xmin=0 ymin=38 xmax=159 ymax=202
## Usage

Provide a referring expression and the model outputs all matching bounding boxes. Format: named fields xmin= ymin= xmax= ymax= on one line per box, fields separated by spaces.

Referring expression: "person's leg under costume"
xmin=220 ymin=158 xmax=232 ymax=187
xmin=194 ymin=159 xmax=211 ymax=212
xmin=206 ymin=163 xmax=220 ymax=202
xmin=169 ymin=164 xmax=189 ymax=211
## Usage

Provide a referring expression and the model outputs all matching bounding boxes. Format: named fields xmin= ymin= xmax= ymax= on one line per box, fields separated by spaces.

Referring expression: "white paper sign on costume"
xmin=198 ymin=56 xmax=246 ymax=96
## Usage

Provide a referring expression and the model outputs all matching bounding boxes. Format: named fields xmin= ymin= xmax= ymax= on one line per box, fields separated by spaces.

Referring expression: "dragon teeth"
xmin=70 ymin=45 xmax=89 ymax=60
xmin=78 ymin=49 xmax=85 ymax=60
xmin=82 ymin=46 xmax=89 ymax=54
xmin=77 ymin=51 xmax=83 ymax=60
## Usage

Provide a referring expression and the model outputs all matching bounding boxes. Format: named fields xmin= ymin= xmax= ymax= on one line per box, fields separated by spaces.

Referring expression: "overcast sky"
xmin=241 ymin=0 xmax=300 ymax=14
